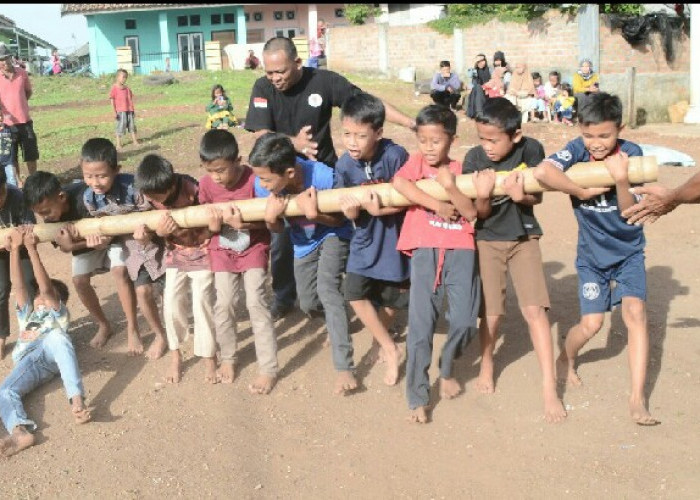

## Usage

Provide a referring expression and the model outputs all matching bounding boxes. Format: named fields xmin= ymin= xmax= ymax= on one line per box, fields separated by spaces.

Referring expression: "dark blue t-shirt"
xmin=334 ymin=139 xmax=410 ymax=282
xmin=254 ymin=157 xmax=353 ymax=259
xmin=545 ymin=137 xmax=644 ymax=269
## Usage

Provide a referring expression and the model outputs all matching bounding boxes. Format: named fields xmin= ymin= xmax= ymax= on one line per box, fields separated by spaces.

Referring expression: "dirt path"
xmin=2 ymin=93 xmax=700 ymax=497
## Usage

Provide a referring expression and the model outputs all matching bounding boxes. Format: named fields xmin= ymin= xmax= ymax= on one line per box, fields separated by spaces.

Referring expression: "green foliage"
xmin=344 ymin=4 xmax=382 ymax=25
xmin=599 ymin=4 xmax=645 ymax=15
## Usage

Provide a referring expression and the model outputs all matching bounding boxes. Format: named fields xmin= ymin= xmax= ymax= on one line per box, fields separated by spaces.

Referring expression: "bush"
xmin=344 ymin=4 xmax=382 ymax=25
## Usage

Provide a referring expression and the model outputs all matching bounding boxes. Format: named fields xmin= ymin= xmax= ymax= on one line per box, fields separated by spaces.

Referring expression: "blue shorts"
xmin=576 ymin=251 xmax=646 ymax=315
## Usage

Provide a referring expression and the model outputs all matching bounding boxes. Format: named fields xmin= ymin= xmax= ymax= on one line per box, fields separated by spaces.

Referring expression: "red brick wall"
xmin=326 ymin=23 xmax=381 ymax=73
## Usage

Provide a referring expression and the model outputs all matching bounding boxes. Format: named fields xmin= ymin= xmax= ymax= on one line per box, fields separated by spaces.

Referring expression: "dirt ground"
xmin=2 ymin=88 xmax=700 ymax=498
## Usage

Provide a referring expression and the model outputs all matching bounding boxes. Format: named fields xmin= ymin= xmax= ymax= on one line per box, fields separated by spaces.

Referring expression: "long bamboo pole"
xmin=0 ymin=156 xmax=657 ymax=243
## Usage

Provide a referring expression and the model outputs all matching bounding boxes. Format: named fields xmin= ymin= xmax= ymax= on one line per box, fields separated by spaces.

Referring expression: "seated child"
xmin=198 ymin=129 xmax=278 ymax=394
xmin=206 ymin=84 xmax=239 ymax=130
xmin=392 ymin=105 xmax=481 ymax=423
xmin=0 ymin=110 xmax=21 ymax=187
xmin=465 ymin=97 xmax=566 ymax=423
xmin=482 ymin=67 xmax=506 ymax=99
xmin=0 ymin=227 xmax=91 ymax=458
xmin=530 ymin=72 xmax=549 ymax=122
xmin=79 ymin=138 xmax=168 ymax=359
xmin=135 ymin=154 xmax=217 ymax=384
xmin=553 ymin=83 xmax=576 ymax=126
xmin=336 ymin=93 xmax=410 ymax=387
xmin=533 ymin=92 xmax=658 ymax=425
xmin=249 ymin=132 xmax=355 ymax=395
xmin=0 ymin=168 xmax=38 ymax=359
xmin=544 ymin=71 xmax=561 ymax=114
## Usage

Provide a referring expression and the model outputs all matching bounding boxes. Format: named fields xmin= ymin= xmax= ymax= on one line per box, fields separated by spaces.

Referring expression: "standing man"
xmin=0 ymin=43 xmax=38 ymax=181
xmin=244 ymin=36 xmax=416 ymax=319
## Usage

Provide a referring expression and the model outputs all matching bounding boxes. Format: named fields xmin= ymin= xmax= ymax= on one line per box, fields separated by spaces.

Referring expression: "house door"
xmin=178 ymin=33 xmax=204 ymax=71
xmin=212 ymin=30 xmax=236 ymax=70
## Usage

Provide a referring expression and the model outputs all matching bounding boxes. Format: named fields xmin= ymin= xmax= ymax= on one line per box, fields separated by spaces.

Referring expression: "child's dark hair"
xmin=80 ymin=137 xmax=118 ymax=170
xmin=340 ymin=92 xmax=385 ymax=131
xmin=578 ymin=92 xmax=623 ymax=128
xmin=415 ymin=104 xmax=457 ymax=136
xmin=531 ymin=71 xmax=541 ymax=81
xmin=475 ymin=97 xmax=521 ymax=137
xmin=51 ymin=279 xmax=70 ymax=304
xmin=549 ymin=70 xmax=561 ymax=83
xmin=439 ymin=60 xmax=451 ymax=68
xmin=211 ymin=84 xmax=226 ymax=100
xmin=116 ymin=68 xmax=128 ymax=77
xmin=135 ymin=154 xmax=176 ymax=194
xmin=249 ymin=132 xmax=296 ymax=175
xmin=560 ymin=82 xmax=572 ymax=96
xmin=22 ymin=171 xmax=62 ymax=208
xmin=199 ymin=129 xmax=240 ymax=163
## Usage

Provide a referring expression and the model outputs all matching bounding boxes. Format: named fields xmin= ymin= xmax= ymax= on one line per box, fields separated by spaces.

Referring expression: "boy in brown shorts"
xmin=464 ymin=97 xmax=566 ymax=423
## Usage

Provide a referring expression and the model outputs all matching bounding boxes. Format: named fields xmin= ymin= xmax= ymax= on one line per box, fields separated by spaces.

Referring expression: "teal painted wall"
xmin=88 ymin=6 xmax=243 ymax=76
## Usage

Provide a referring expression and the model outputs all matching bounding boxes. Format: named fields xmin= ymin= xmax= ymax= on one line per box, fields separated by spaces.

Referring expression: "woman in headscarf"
xmin=493 ymin=50 xmax=511 ymax=91
xmin=572 ymin=58 xmax=600 ymax=111
xmin=505 ymin=62 xmax=536 ymax=121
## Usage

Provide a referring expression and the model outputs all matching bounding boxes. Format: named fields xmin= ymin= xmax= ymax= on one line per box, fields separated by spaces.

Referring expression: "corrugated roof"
xmin=61 ymin=4 xmax=243 ymax=15
xmin=0 ymin=14 xmax=17 ymax=27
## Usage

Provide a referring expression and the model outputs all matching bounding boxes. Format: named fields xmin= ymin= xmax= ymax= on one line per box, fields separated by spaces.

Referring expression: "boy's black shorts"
xmin=134 ymin=265 xmax=165 ymax=290
xmin=13 ymin=121 xmax=39 ymax=162
xmin=344 ymin=272 xmax=410 ymax=310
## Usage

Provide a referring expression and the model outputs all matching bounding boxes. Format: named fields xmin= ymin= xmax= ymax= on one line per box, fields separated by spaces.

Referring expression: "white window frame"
xmin=125 ymin=36 xmax=140 ymax=66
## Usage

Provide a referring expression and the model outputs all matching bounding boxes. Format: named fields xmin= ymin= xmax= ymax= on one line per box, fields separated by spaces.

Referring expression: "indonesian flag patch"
xmin=253 ymin=97 xmax=268 ymax=108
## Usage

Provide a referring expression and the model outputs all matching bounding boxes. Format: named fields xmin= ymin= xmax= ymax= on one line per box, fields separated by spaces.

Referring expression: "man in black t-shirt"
xmin=245 ymin=37 xmax=416 ymax=318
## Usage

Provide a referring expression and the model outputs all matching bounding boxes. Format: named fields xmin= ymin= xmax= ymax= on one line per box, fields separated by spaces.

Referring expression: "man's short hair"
xmin=440 ymin=60 xmax=451 ymax=68
xmin=80 ymin=138 xmax=118 ymax=170
xmin=475 ymin=97 xmax=522 ymax=137
xmin=22 ymin=171 xmax=62 ymax=208
xmin=578 ymin=92 xmax=623 ymax=128
xmin=262 ymin=37 xmax=298 ymax=61
xmin=415 ymin=104 xmax=457 ymax=136
xmin=199 ymin=129 xmax=239 ymax=163
xmin=340 ymin=93 xmax=385 ymax=131
xmin=249 ymin=132 xmax=297 ymax=175
xmin=135 ymin=154 xmax=176 ymax=194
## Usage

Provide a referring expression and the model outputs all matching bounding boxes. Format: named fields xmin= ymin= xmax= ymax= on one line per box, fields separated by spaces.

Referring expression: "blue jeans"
xmin=0 ymin=330 xmax=85 ymax=432
xmin=271 ymin=226 xmax=297 ymax=308
xmin=294 ymin=236 xmax=351 ymax=371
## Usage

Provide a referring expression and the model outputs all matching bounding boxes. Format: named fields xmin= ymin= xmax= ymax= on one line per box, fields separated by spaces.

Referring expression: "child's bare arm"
xmin=393 ymin=175 xmax=459 ymax=222
xmin=533 ymin=160 xmax=610 ymax=200
xmin=436 ymin=166 xmax=477 ymax=221
xmin=222 ymin=204 xmax=267 ymax=231
xmin=23 ymin=229 xmax=60 ymax=308
xmin=295 ymin=187 xmax=346 ymax=227
xmin=361 ymin=191 xmax=406 ymax=217
xmin=473 ymin=169 xmax=496 ymax=219
xmin=264 ymin=195 xmax=287 ymax=233
xmin=502 ymin=170 xmax=542 ymax=206
xmin=6 ymin=229 xmax=29 ymax=308
xmin=605 ymin=152 xmax=636 ymax=212
xmin=54 ymin=224 xmax=87 ymax=253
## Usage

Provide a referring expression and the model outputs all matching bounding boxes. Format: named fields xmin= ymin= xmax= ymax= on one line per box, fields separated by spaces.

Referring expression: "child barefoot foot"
xmin=248 ymin=374 xmax=277 ymax=395
xmin=218 ymin=362 xmax=235 ymax=384
xmin=127 ymin=329 xmax=144 ymax=356
xmin=630 ymin=397 xmax=660 ymax=426
xmin=203 ymin=357 xmax=218 ymax=384
xmin=0 ymin=425 xmax=35 ymax=457
xmin=89 ymin=323 xmax=113 ymax=349
xmin=439 ymin=377 xmax=462 ymax=399
xmin=407 ymin=406 xmax=429 ymax=424
xmin=71 ymin=396 xmax=92 ymax=424
xmin=333 ymin=371 xmax=358 ymax=395
xmin=556 ymin=352 xmax=582 ymax=387
xmin=475 ymin=360 xmax=495 ymax=394
xmin=364 ymin=339 xmax=385 ymax=366
xmin=165 ymin=351 xmax=182 ymax=383
xmin=145 ymin=335 xmax=168 ymax=360
xmin=543 ymin=386 xmax=567 ymax=423
xmin=382 ymin=343 xmax=403 ymax=386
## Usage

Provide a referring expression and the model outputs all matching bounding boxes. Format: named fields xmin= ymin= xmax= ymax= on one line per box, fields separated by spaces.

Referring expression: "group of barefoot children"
xmin=0 ymin=88 xmax=659 ymax=457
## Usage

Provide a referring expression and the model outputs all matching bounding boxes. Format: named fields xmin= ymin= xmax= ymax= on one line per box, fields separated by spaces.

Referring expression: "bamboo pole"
xmin=0 ymin=156 xmax=658 ymax=244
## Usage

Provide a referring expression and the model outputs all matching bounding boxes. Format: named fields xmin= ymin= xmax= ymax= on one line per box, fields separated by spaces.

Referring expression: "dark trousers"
xmin=431 ymin=90 xmax=461 ymax=109
xmin=0 ymin=249 xmax=38 ymax=338
xmin=271 ymin=226 xmax=297 ymax=308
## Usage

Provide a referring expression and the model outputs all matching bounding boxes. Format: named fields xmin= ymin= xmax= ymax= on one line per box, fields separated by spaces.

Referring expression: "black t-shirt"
xmin=53 ymin=181 xmax=92 ymax=256
xmin=244 ymin=67 xmax=362 ymax=167
xmin=463 ymin=137 xmax=545 ymax=241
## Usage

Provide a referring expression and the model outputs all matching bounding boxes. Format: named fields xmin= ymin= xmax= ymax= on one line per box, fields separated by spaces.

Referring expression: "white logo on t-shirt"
xmin=556 ymin=150 xmax=572 ymax=162
xmin=582 ymin=282 xmax=600 ymax=300
xmin=308 ymin=93 xmax=323 ymax=107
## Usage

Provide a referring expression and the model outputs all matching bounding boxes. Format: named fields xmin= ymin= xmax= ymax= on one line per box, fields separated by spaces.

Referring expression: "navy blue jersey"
xmin=334 ymin=139 xmax=410 ymax=282
xmin=545 ymin=137 xmax=644 ymax=268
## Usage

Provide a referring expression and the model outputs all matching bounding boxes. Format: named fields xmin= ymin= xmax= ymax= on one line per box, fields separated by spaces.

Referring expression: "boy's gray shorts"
xmin=116 ymin=111 xmax=136 ymax=135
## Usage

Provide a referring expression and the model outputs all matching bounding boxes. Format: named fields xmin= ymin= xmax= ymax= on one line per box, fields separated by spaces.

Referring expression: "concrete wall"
xmin=327 ymin=9 xmax=690 ymax=122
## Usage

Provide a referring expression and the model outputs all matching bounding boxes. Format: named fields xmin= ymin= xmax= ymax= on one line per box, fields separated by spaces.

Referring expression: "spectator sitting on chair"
xmin=505 ymin=62 xmax=536 ymax=120
xmin=430 ymin=60 xmax=462 ymax=111
xmin=245 ymin=50 xmax=260 ymax=70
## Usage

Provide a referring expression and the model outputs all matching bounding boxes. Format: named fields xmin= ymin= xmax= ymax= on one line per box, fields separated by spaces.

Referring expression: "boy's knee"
xmin=579 ymin=316 xmax=604 ymax=339
xmin=110 ymin=266 xmax=129 ymax=281
xmin=72 ymin=274 xmax=92 ymax=289
xmin=622 ymin=298 xmax=646 ymax=325
xmin=135 ymin=283 xmax=153 ymax=302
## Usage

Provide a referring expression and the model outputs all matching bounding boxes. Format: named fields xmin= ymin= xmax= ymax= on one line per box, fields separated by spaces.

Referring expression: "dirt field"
xmin=2 ymin=86 xmax=700 ymax=498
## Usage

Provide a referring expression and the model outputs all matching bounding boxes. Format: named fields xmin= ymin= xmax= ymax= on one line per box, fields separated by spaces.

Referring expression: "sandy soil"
xmin=2 ymin=90 xmax=700 ymax=498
